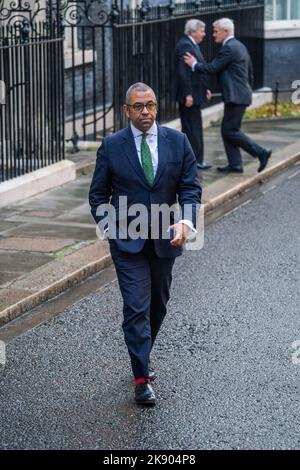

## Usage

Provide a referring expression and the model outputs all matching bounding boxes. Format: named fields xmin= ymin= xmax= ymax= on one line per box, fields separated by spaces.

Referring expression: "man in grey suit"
xmin=175 ymin=19 xmax=212 ymax=170
xmin=184 ymin=18 xmax=272 ymax=173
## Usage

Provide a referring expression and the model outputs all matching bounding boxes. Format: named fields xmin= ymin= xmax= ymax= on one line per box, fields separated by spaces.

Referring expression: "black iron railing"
xmin=0 ymin=20 xmax=64 ymax=182
xmin=55 ymin=0 xmax=265 ymax=144
xmin=113 ymin=0 xmax=265 ymax=132
xmin=0 ymin=0 xmax=265 ymax=162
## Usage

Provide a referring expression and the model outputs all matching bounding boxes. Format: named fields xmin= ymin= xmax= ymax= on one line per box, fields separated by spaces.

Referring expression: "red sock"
xmin=135 ymin=377 xmax=149 ymax=385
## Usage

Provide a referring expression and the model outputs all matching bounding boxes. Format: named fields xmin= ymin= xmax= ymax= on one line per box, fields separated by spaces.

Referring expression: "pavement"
xmin=0 ymin=118 xmax=299 ymax=325
xmin=0 ymin=165 xmax=299 ymax=450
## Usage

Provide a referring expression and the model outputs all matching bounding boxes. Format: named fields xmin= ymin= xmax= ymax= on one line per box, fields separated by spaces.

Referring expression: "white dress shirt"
xmin=222 ymin=35 xmax=234 ymax=46
xmin=188 ymin=35 xmax=198 ymax=47
xmin=130 ymin=121 xmax=158 ymax=175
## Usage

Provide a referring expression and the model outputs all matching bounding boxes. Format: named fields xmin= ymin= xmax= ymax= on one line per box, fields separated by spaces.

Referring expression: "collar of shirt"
xmin=130 ymin=122 xmax=158 ymax=175
xmin=222 ymin=35 xmax=234 ymax=46
xmin=130 ymin=121 xmax=157 ymax=138
xmin=188 ymin=35 xmax=198 ymax=47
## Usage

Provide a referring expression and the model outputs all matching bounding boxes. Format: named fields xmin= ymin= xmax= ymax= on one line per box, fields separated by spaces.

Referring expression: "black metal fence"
xmin=0 ymin=0 xmax=265 ymax=170
xmin=0 ymin=10 xmax=64 ymax=182
xmin=62 ymin=0 xmax=265 ymax=144
xmin=113 ymin=0 xmax=265 ymax=131
xmin=61 ymin=0 xmax=114 ymax=143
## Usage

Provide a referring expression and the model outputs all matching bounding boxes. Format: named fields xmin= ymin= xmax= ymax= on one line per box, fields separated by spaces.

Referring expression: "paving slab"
xmin=0 ymin=238 xmax=75 ymax=253
xmin=0 ymin=288 xmax=35 ymax=311
xmin=6 ymin=223 xmax=96 ymax=241
xmin=0 ymin=222 xmax=22 ymax=233
xmin=5 ymin=241 xmax=109 ymax=291
xmin=15 ymin=195 xmax=83 ymax=212
xmin=0 ymin=273 xmax=21 ymax=286
xmin=0 ymin=250 xmax=52 ymax=273
xmin=23 ymin=210 xmax=62 ymax=218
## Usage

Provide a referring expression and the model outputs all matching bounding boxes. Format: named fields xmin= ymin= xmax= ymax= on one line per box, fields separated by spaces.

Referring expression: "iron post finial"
xmin=20 ymin=18 xmax=30 ymax=43
xmin=168 ymin=0 xmax=176 ymax=15
xmin=110 ymin=2 xmax=120 ymax=24
xmin=140 ymin=0 xmax=150 ymax=18
xmin=193 ymin=0 xmax=202 ymax=10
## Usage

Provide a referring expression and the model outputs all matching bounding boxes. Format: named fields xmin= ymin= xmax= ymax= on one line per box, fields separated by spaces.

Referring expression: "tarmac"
xmin=0 ymin=118 xmax=299 ymax=326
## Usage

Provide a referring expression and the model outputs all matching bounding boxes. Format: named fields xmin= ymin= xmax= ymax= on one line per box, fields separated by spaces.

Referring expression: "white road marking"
xmin=224 ymin=199 xmax=252 ymax=217
xmin=262 ymin=185 xmax=276 ymax=194
xmin=288 ymin=170 xmax=300 ymax=180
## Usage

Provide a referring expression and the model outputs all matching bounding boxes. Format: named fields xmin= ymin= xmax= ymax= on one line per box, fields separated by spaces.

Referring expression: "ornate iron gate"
xmin=61 ymin=0 xmax=115 ymax=143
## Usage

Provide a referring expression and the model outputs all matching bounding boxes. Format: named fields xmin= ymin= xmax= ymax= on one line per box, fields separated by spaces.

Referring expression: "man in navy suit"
xmin=175 ymin=19 xmax=212 ymax=170
xmin=184 ymin=18 xmax=272 ymax=173
xmin=89 ymin=83 xmax=201 ymax=406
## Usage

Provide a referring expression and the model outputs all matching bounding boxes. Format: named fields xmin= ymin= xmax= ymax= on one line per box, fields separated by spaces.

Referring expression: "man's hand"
xmin=185 ymin=95 xmax=193 ymax=108
xmin=207 ymin=89 xmax=212 ymax=101
xmin=169 ymin=223 xmax=189 ymax=247
xmin=184 ymin=52 xmax=197 ymax=68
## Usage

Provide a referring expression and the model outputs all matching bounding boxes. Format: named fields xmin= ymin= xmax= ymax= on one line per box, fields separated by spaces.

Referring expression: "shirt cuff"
xmin=96 ymin=225 xmax=109 ymax=240
xmin=191 ymin=61 xmax=197 ymax=72
xmin=178 ymin=219 xmax=197 ymax=233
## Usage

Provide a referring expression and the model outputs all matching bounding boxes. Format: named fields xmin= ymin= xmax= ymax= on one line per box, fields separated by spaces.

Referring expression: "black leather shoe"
xmin=217 ymin=165 xmax=243 ymax=173
xmin=258 ymin=148 xmax=272 ymax=173
xmin=197 ymin=162 xmax=212 ymax=170
xmin=135 ymin=382 xmax=156 ymax=406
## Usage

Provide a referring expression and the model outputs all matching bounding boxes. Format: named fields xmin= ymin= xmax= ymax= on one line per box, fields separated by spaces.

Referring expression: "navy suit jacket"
xmin=194 ymin=38 xmax=253 ymax=106
xmin=89 ymin=124 xmax=202 ymax=258
xmin=175 ymin=36 xmax=209 ymax=106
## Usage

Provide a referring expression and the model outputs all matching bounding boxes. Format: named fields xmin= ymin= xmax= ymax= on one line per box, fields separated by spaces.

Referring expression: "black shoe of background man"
xmin=197 ymin=162 xmax=212 ymax=170
xmin=135 ymin=381 xmax=156 ymax=406
xmin=217 ymin=165 xmax=244 ymax=173
xmin=258 ymin=148 xmax=272 ymax=173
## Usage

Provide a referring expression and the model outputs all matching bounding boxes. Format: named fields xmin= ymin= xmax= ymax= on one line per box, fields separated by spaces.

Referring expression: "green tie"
xmin=141 ymin=133 xmax=154 ymax=185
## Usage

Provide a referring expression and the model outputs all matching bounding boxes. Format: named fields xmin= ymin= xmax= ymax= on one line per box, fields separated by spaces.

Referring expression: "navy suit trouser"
xmin=179 ymin=103 xmax=204 ymax=164
xmin=109 ymin=239 xmax=175 ymax=379
xmin=222 ymin=104 xmax=265 ymax=167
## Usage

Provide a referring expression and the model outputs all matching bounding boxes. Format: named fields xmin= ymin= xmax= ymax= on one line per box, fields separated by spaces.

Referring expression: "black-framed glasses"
xmin=126 ymin=101 xmax=157 ymax=113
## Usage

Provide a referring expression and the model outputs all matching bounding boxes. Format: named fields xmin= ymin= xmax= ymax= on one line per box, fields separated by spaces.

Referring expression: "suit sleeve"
xmin=177 ymin=135 xmax=202 ymax=228
xmin=194 ymin=45 xmax=233 ymax=75
xmin=176 ymin=42 xmax=195 ymax=98
xmin=89 ymin=139 xmax=112 ymax=226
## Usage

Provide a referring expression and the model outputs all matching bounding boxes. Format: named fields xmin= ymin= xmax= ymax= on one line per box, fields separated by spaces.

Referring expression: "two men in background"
xmin=184 ymin=18 xmax=272 ymax=173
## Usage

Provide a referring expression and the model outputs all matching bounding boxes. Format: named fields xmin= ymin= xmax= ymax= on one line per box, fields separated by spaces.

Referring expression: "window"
xmin=265 ymin=0 xmax=274 ymax=20
xmin=276 ymin=0 xmax=288 ymax=19
xmin=265 ymin=0 xmax=300 ymax=20
xmin=291 ymin=0 xmax=300 ymax=19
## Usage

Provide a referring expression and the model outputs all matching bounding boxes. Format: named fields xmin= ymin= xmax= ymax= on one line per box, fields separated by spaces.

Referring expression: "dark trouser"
xmin=179 ymin=103 xmax=204 ymax=164
xmin=222 ymin=104 xmax=265 ymax=167
xmin=109 ymin=239 xmax=175 ymax=379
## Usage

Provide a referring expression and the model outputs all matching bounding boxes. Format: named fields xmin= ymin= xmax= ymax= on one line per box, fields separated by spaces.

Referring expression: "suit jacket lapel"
xmin=187 ymin=37 xmax=204 ymax=62
xmin=122 ymin=126 xmax=149 ymax=187
xmin=197 ymin=45 xmax=205 ymax=62
xmin=153 ymin=125 xmax=170 ymax=187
